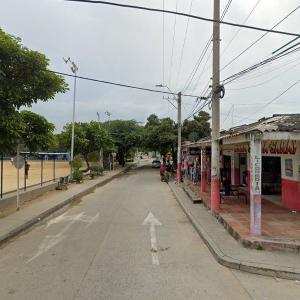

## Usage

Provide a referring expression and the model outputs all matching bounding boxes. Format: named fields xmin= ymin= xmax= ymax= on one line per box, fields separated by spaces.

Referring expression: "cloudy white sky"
xmin=1 ymin=0 xmax=300 ymax=131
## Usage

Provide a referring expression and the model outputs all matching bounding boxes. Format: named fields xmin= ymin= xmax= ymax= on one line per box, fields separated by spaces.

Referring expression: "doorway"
xmin=239 ymin=154 xmax=247 ymax=186
xmin=262 ymin=157 xmax=281 ymax=195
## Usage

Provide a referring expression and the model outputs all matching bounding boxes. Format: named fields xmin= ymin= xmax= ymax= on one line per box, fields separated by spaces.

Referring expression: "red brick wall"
xmin=282 ymin=178 xmax=300 ymax=211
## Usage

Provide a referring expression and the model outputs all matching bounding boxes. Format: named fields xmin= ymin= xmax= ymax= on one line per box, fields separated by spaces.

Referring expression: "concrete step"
xmin=183 ymin=185 xmax=202 ymax=204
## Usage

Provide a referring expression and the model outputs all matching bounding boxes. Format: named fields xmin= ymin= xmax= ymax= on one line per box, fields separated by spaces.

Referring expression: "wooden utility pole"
xmin=211 ymin=0 xmax=221 ymax=211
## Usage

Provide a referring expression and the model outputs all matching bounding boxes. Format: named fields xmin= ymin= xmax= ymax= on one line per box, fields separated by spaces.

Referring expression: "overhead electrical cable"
xmin=221 ymin=104 xmax=234 ymax=126
xmin=221 ymin=0 xmax=261 ymax=56
xmin=227 ymin=60 xmax=300 ymax=90
xmin=227 ymin=54 xmax=300 ymax=84
xmin=223 ymin=45 xmax=300 ymax=85
xmin=175 ymin=0 xmax=194 ymax=88
xmin=65 ymin=0 xmax=300 ymax=37
xmin=168 ymin=0 xmax=179 ymax=89
xmin=182 ymin=0 xmax=233 ymax=93
xmin=185 ymin=97 xmax=212 ymax=121
xmin=185 ymin=78 xmax=212 ymax=119
xmin=185 ymin=82 xmax=212 ymax=120
xmin=190 ymin=0 xmax=261 ymax=94
xmin=183 ymin=0 xmax=233 ymax=119
xmin=162 ymin=0 xmax=165 ymax=85
xmin=233 ymin=78 xmax=300 ymax=125
xmin=50 ymin=70 xmax=204 ymax=98
xmin=221 ymin=4 xmax=300 ymax=71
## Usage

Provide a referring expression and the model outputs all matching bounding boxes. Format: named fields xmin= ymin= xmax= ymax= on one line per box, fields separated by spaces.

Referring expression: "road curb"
xmin=0 ymin=164 xmax=135 ymax=247
xmin=168 ymin=182 xmax=300 ymax=280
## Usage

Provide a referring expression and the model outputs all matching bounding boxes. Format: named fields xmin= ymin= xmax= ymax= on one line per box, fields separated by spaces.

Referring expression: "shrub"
xmin=72 ymin=169 xmax=83 ymax=183
xmin=71 ymin=155 xmax=83 ymax=170
xmin=90 ymin=165 xmax=104 ymax=176
xmin=87 ymin=151 xmax=100 ymax=163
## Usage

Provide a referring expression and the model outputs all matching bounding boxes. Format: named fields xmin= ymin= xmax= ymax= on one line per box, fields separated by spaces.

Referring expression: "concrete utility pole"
xmin=211 ymin=0 xmax=221 ymax=211
xmin=97 ymin=112 xmax=104 ymax=169
xmin=63 ymin=57 xmax=78 ymax=177
xmin=177 ymin=92 xmax=182 ymax=184
xmin=250 ymin=133 xmax=262 ymax=236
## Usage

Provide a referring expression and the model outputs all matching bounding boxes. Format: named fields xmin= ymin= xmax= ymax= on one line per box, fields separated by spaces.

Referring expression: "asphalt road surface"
xmin=0 ymin=161 xmax=299 ymax=299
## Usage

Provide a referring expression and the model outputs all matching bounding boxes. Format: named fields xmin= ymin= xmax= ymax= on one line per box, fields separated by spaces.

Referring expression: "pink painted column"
xmin=249 ymin=134 xmax=262 ymax=236
xmin=201 ymin=148 xmax=206 ymax=192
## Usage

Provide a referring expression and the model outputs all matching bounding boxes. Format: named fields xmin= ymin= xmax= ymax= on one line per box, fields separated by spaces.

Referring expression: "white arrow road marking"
xmin=83 ymin=212 xmax=99 ymax=228
xmin=143 ymin=212 xmax=162 ymax=266
xmin=28 ymin=212 xmax=99 ymax=263
xmin=47 ymin=212 xmax=99 ymax=227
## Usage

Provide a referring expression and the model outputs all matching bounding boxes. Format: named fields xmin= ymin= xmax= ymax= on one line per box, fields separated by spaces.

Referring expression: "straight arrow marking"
xmin=143 ymin=212 xmax=162 ymax=266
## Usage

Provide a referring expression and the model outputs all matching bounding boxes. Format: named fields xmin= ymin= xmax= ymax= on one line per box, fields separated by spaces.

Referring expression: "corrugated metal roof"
xmin=185 ymin=114 xmax=300 ymax=147
xmin=221 ymin=114 xmax=300 ymax=139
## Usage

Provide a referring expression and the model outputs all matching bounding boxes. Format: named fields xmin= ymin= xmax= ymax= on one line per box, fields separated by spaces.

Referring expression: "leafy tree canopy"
xmin=104 ymin=120 xmax=143 ymax=164
xmin=58 ymin=121 xmax=113 ymax=169
xmin=19 ymin=110 xmax=55 ymax=152
xmin=143 ymin=115 xmax=177 ymax=155
xmin=182 ymin=111 xmax=211 ymax=142
xmin=0 ymin=28 xmax=67 ymax=111
xmin=0 ymin=28 xmax=67 ymax=154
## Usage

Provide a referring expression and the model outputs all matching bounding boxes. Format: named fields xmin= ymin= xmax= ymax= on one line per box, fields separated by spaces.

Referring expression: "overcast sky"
xmin=1 ymin=0 xmax=300 ymax=131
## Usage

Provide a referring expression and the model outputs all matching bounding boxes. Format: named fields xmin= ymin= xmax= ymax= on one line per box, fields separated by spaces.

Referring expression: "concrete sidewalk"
xmin=0 ymin=163 xmax=135 ymax=246
xmin=169 ymin=181 xmax=300 ymax=280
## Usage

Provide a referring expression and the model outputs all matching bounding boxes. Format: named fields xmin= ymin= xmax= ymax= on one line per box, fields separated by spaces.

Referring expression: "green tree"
xmin=105 ymin=120 xmax=143 ymax=164
xmin=19 ymin=110 xmax=55 ymax=152
xmin=143 ymin=115 xmax=177 ymax=156
xmin=59 ymin=121 xmax=113 ymax=169
xmin=0 ymin=28 xmax=67 ymax=154
xmin=182 ymin=111 xmax=211 ymax=142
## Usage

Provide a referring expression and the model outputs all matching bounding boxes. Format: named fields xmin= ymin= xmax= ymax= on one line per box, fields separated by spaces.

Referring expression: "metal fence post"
xmin=53 ymin=157 xmax=56 ymax=182
xmin=41 ymin=155 xmax=44 ymax=186
xmin=0 ymin=155 xmax=3 ymax=199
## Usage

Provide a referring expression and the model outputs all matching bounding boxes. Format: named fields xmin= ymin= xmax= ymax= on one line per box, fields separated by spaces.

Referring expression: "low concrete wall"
xmin=0 ymin=181 xmax=58 ymax=211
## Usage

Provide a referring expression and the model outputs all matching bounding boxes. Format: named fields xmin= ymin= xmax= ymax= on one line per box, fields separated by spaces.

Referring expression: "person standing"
xmin=184 ymin=158 xmax=189 ymax=181
xmin=25 ymin=161 xmax=30 ymax=179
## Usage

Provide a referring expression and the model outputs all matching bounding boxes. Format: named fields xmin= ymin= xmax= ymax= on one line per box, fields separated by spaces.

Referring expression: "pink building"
xmin=185 ymin=114 xmax=300 ymax=235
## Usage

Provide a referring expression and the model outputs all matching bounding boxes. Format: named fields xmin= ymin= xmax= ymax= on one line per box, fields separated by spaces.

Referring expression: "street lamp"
xmin=105 ymin=111 xmax=111 ymax=124
xmin=63 ymin=57 xmax=78 ymax=174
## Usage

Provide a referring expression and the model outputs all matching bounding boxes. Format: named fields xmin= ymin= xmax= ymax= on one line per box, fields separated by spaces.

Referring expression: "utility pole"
xmin=177 ymin=92 xmax=182 ymax=184
xmin=211 ymin=0 xmax=221 ymax=211
xmin=63 ymin=57 xmax=78 ymax=177
xmin=97 ymin=112 xmax=104 ymax=169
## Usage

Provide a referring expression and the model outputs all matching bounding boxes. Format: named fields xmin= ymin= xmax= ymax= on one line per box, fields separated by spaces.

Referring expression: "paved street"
xmin=0 ymin=162 xmax=299 ymax=300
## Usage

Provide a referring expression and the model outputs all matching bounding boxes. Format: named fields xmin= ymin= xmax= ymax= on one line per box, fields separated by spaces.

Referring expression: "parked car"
xmin=151 ymin=159 xmax=161 ymax=168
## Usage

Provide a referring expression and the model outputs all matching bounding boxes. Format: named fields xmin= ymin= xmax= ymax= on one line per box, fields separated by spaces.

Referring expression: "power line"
xmin=185 ymin=79 xmax=212 ymax=119
xmin=50 ymin=70 xmax=205 ymax=98
xmin=182 ymin=0 xmax=233 ymax=93
xmin=185 ymin=83 xmax=212 ymax=120
xmin=221 ymin=104 xmax=234 ymax=127
xmin=223 ymin=45 xmax=300 ymax=85
xmin=162 ymin=0 xmax=165 ymax=85
xmin=185 ymin=98 xmax=212 ymax=121
xmin=232 ymin=78 xmax=300 ymax=125
xmin=227 ymin=60 xmax=300 ymax=90
xmin=183 ymin=0 xmax=233 ymax=119
xmin=175 ymin=0 xmax=194 ymax=88
xmin=221 ymin=4 xmax=300 ymax=71
xmin=226 ymin=54 xmax=300 ymax=84
xmin=168 ymin=0 xmax=179 ymax=89
xmin=190 ymin=0 xmax=261 ymax=94
xmin=66 ymin=0 xmax=300 ymax=37
xmin=221 ymin=0 xmax=261 ymax=56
